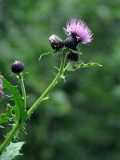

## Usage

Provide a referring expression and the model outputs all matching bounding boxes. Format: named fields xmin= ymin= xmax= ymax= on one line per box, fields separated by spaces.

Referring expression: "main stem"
xmin=27 ymin=51 xmax=66 ymax=117
xmin=0 ymin=121 xmax=20 ymax=154
xmin=0 ymin=51 xmax=66 ymax=154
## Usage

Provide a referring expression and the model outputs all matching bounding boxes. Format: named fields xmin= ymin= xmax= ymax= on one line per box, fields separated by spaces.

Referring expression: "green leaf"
xmin=1 ymin=76 xmax=27 ymax=124
xmin=0 ymin=104 xmax=13 ymax=124
xmin=39 ymin=51 xmax=54 ymax=60
xmin=0 ymin=142 xmax=25 ymax=160
xmin=0 ymin=114 xmax=8 ymax=124
xmin=66 ymin=61 xmax=102 ymax=72
xmin=69 ymin=49 xmax=83 ymax=55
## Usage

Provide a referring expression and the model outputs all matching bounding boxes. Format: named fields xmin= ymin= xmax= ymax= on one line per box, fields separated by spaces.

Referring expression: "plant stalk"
xmin=19 ymin=73 xmax=26 ymax=110
xmin=0 ymin=121 xmax=20 ymax=154
xmin=0 ymin=50 xmax=66 ymax=154
xmin=27 ymin=51 xmax=66 ymax=117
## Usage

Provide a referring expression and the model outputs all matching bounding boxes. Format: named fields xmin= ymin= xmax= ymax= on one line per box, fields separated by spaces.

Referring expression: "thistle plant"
xmin=0 ymin=19 xmax=101 ymax=159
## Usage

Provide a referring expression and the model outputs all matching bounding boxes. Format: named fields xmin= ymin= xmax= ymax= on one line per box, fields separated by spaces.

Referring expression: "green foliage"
xmin=69 ymin=49 xmax=83 ymax=56
xmin=0 ymin=104 xmax=13 ymax=124
xmin=66 ymin=61 xmax=102 ymax=72
xmin=0 ymin=142 xmax=25 ymax=160
xmin=0 ymin=77 xmax=27 ymax=125
xmin=39 ymin=51 xmax=55 ymax=61
xmin=0 ymin=0 xmax=120 ymax=160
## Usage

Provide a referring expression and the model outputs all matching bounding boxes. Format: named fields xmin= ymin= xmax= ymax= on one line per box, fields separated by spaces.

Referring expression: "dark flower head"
xmin=11 ymin=60 xmax=24 ymax=74
xmin=64 ymin=19 xmax=93 ymax=44
xmin=64 ymin=36 xmax=78 ymax=50
xmin=49 ymin=35 xmax=64 ymax=51
xmin=67 ymin=51 xmax=79 ymax=61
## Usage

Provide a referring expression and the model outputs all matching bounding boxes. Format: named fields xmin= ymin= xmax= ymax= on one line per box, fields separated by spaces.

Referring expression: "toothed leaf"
xmin=0 ymin=142 xmax=25 ymax=160
xmin=39 ymin=51 xmax=54 ymax=60
xmin=69 ymin=49 xmax=83 ymax=55
xmin=66 ymin=61 xmax=102 ymax=71
xmin=0 ymin=104 xmax=13 ymax=124
xmin=1 ymin=76 xmax=27 ymax=124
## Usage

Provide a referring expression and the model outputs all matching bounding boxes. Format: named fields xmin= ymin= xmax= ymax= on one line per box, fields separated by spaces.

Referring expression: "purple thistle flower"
xmin=64 ymin=19 xmax=93 ymax=44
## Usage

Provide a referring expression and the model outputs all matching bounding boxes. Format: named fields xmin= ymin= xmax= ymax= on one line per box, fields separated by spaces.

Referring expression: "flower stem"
xmin=0 ymin=50 xmax=67 ymax=154
xmin=0 ymin=121 xmax=20 ymax=154
xmin=19 ymin=73 xmax=26 ymax=110
xmin=27 ymin=50 xmax=67 ymax=117
xmin=0 ymin=74 xmax=27 ymax=154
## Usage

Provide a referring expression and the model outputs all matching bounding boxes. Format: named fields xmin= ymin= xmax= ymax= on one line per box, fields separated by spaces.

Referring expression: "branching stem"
xmin=0 ymin=50 xmax=67 ymax=154
xmin=27 ymin=50 xmax=66 ymax=117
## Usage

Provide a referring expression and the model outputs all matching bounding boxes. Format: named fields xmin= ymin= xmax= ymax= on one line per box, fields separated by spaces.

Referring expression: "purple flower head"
xmin=64 ymin=19 xmax=93 ymax=44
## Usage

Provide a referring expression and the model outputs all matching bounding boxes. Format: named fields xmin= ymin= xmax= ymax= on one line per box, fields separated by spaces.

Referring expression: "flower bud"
xmin=67 ymin=51 xmax=79 ymax=61
xmin=49 ymin=35 xmax=64 ymax=51
xmin=11 ymin=60 xmax=24 ymax=74
xmin=64 ymin=36 xmax=78 ymax=50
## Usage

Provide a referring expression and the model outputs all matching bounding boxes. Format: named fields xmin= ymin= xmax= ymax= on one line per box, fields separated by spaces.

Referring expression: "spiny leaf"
xmin=80 ymin=62 xmax=102 ymax=68
xmin=0 ymin=142 xmax=25 ymax=160
xmin=0 ymin=104 xmax=13 ymax=124
xmin=1 ymin=76 xmax=27 ymax=124
xmin=66 ymin=61 xmax=102 ymax=72
xmin=39 ymin=51 xmax=54 ymax=61
xmin=69 ymin=49 xmax=83 ymax=55
xmin=0 ymin=114 xmax=8 ymax=124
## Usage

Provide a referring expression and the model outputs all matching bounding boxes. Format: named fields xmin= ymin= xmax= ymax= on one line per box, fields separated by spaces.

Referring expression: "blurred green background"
xmin=0 ymin=0 xmax=120 ymax=160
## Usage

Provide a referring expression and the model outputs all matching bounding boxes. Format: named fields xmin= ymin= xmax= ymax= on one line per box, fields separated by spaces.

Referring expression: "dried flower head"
xmin=49 ymin=35 xmax=64 ymax=51
xmin=64 ymin=19 xmax=93 ymax=44
xmin=11 ymin=60 xmax=24 ymax=74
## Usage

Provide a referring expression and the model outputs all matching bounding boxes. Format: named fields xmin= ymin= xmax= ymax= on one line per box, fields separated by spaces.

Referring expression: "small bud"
xmin=49 ymin=35 xmax=64 ymax=51
xmin=67 ymin=51 xmax=79 ymax=61
xmin=11 ymin=60 xmax=24 ymax=74
xmin=64 ymin=36 xmax=78 ymax=50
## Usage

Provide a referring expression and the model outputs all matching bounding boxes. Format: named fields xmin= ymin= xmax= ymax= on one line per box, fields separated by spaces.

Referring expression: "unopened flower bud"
xmin=67 ymin=51 xmax=79 ymax=61
xmin=64 ymin=36 xmax=78 ymax=50
xmin=11 ymin=60 xmax=24 ymax=74
xmin=49 ymin=35 xmax=64 ymax=51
